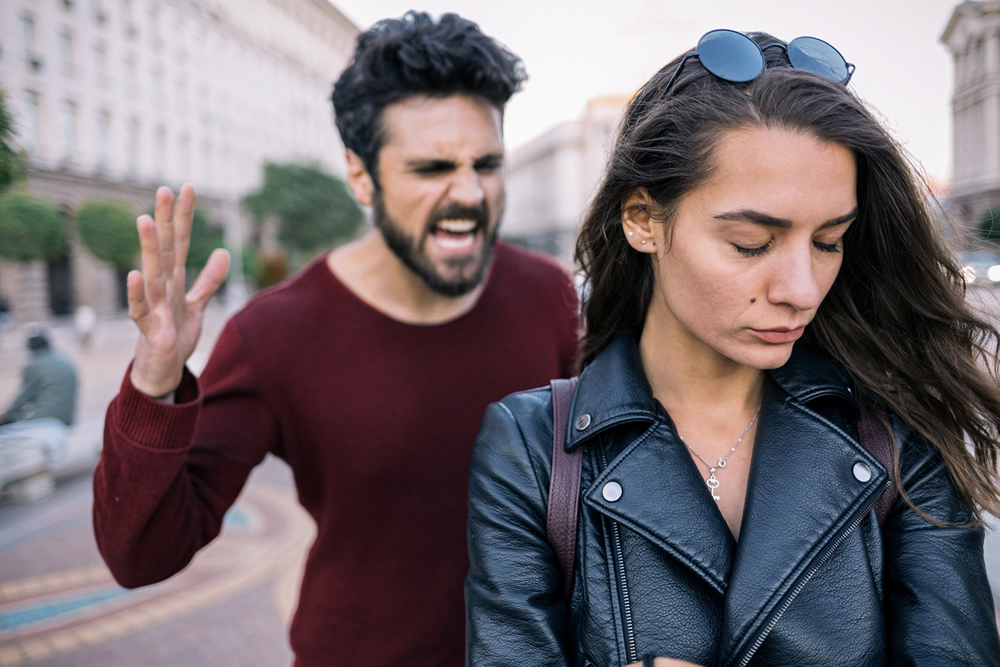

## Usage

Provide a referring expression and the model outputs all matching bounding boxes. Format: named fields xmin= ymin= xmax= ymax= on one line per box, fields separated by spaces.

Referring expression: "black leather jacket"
xmin=466 ymin=332 xmax=1000 ymax=666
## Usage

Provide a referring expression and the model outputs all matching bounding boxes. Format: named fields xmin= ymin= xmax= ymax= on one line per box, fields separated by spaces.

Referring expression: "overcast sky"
xmin=330 ymin=0 xmax=960 ymax=184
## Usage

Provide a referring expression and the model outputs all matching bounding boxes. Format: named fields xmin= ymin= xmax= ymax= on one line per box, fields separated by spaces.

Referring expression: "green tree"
xmin=0 ymin=191 xmax=66 ymax=262
xmin=0 ymin=90 xmax=24 ymax=193
xmin=76 ymin=200 xmax=140 ymax=269
xmin=243 ymin=163 xmax=364 ymax=254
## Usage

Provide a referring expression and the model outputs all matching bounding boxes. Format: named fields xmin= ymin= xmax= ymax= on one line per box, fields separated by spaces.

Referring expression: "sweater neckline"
xmin=310 ymin=243 xmax=506 ymax=329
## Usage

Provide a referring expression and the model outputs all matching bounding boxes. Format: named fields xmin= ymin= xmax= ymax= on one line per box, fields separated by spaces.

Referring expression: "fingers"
xmin=153 ymin=186 xmax=177 ymax=284
xmin=186 ymin=248 xmax=230 ymax=309
xmin=136 ymin=214 xmax=167 ymax=305
xmin=173 ymin=183 xmax=196 ymax=279
xmin=126 ymin=269 xmax=150 ymax=327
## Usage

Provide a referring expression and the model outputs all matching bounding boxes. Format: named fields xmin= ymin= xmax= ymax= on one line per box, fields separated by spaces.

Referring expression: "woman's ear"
xmin=622 ymin=188 xmax=658 ymax=254
xmin=345 ymin=150 xmax=375 ymax=206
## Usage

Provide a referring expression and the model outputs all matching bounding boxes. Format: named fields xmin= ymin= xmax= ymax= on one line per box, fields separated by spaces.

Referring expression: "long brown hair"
xmin=576 ymin=33 xmax=1000 ymax=522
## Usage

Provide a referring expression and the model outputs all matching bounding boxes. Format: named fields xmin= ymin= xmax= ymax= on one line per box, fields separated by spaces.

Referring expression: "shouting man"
xmin=92 ymin=12 xmax=578 ymax=666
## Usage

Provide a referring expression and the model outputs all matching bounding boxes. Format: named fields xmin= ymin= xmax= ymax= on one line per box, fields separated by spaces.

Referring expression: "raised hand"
xmin=128 ymin=184 xmax=230 ymax=398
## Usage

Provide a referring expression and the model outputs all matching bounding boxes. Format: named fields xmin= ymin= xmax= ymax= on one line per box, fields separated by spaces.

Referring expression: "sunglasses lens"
xmin=698 ymin=29 xmax=765 ymax=83
xmin=787 ymin=37 xmax=850 ymax=83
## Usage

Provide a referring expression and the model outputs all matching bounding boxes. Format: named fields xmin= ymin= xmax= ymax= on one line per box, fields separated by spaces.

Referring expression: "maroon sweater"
xmin=93 ymin=242 xmax=579 ymax=665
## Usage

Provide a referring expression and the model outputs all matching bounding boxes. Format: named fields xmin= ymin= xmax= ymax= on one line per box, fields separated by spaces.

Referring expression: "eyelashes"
xmin=733 ymin=240 xmax=842 ymax=257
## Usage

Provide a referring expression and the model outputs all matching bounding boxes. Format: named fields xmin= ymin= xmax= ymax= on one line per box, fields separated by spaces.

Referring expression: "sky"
xmin=330 ymin=0 xmax=961 ymax=184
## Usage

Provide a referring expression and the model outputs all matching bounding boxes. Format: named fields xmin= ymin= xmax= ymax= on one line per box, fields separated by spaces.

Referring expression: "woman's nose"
xmin=766 ymin=246 xmax=825 ymax=311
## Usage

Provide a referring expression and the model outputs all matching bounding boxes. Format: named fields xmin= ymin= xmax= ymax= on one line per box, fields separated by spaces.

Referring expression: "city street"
xmin=1 ymin=294 xmax=1000 ymax=665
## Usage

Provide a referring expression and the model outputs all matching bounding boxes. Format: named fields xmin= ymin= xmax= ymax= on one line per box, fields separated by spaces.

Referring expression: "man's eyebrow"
xmin=474 ymin=153 xmax=504 ymax=165
xmin=714 ymin=207 xmax=859 ymax=229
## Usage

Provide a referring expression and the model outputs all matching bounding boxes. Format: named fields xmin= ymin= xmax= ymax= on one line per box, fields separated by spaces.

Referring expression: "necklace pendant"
xmin=705 ymin=470 xmax=721 ymax=501
xmin=717 ymin=458 xmax=727 ymax=468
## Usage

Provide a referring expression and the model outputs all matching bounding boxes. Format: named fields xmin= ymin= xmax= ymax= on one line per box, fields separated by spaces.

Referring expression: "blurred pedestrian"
xmin=92 ymin=12 xmax=579 ymax=667
xmin=0 ymin=328 xmax=78 ymax=463
xmin=466 ymin=29 xmax=1000 ymax=665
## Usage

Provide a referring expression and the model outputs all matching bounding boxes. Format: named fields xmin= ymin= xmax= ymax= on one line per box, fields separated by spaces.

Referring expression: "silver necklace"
xmin=678 ymin=405 xmax=760 ymax=502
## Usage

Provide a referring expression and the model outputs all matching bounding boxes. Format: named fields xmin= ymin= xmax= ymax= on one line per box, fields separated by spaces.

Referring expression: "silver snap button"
xmin=853 ymin=462 xmax=872 ymax=483
xmin=602 ymin=481 xmax=623 ymax=502
xmin=574 ymin=414 xmax=592 ymax=431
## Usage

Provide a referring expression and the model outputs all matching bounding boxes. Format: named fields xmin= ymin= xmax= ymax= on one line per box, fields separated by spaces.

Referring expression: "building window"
xmin=59 ymin=30 xmax=74 ymax=73
xmin=94 ymin=42 xmax=107 ymax=81
xmin=61 ymin=100 xmax=78 ymax=162
xmin=126 ymin=118 xmax=139 ymax=174
xmin=96 ymin=110 xmax=111 ymax=170
xmin=23 ymin=91 xmax=40 ymax=155
xmin=121 ymin=0 xmax=136 ymax=36
xmin=21 ymin=15 xmax=35 ymax=57
xmin=124 ymin=52 xmax=136 ymax=94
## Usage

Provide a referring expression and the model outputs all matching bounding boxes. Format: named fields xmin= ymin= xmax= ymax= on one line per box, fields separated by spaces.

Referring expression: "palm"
xmin=128 ymin=185 xmax=229 ymax=398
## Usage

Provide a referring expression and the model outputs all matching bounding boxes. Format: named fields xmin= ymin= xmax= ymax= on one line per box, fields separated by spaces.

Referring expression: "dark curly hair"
xmin=331 ymin=11 xmax=527 ymax=181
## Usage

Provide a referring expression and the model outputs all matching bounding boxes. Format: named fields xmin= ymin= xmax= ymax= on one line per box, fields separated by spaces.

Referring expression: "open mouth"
xmin=431 ymin=219 xmax=480 ymax=250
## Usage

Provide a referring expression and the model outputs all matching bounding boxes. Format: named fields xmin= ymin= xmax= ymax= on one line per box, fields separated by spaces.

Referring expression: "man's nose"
xmin=449 ymin=167 xmax=485 ymax=206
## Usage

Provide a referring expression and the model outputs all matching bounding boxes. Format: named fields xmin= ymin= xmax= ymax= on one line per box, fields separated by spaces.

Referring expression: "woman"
xmin=465 ymin=30 xmax=1000 ymax=666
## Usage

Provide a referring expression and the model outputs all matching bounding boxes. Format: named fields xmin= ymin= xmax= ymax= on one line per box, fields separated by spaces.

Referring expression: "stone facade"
xmin=942 ymin=0 xmax=1000 ymax=245
xmin=504 ymin=96 xmax=628 ymax=266
xmin=0 ymin=0 xmax=358 ymax=323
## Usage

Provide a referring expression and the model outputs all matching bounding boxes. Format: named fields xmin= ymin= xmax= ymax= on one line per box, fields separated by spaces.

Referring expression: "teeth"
xmin=436 ymin=219 xmax=477 ymax=233
xmin=435 ymin=234 xmax=475 ymax=249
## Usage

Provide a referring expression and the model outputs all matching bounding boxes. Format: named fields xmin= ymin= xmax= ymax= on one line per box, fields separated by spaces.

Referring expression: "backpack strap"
xmin=547 ymin=377 xmax=581 ymax=599
xmin=857 ymin=399 xmax=896 ymax=526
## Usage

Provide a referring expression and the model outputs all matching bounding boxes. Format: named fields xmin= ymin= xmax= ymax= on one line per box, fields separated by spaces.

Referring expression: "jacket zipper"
xmin=736 ymin=479 xmax=890 ymax=667
xmin=601 ymin=449 xmax=638 ymax=664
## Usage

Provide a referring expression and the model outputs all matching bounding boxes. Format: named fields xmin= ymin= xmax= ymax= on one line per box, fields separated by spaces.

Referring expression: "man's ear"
xmin=345 ymin=150 xmax=375 ymax=206
xmin=622 ymin=188 xmax=658 ymax=254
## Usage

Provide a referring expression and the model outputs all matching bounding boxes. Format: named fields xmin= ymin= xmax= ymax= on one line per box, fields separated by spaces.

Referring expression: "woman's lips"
xmin=750 ymin=327 xmax=805 ymax=344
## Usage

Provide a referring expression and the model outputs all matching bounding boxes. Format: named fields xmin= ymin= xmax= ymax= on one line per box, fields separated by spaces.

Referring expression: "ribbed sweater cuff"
xmin=115 ymin=363 xmax=202 ymax=451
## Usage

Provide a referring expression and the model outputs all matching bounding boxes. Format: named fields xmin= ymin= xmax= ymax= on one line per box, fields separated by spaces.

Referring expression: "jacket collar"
xmin=573 ymin=330 xmax=889 ymax=665
xmin=567 ymin=330 xmax=856 ymax=451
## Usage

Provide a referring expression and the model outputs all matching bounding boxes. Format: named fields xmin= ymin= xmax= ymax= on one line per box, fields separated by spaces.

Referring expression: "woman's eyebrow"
xmin=714 ymin=207 xmax=859 ymax=228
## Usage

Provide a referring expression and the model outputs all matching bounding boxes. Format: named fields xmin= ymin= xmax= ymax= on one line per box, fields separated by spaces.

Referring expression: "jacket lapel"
xmin=582 ymin=416 xmax=737 ymax=594
xmin=571 ymin=332 xmax=736 ymax=593
xmin=718 ymin=372 xmax=889 ymax=665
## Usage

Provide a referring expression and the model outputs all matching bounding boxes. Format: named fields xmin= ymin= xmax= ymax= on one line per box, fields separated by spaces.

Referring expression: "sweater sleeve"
xmin=92 ymin=319 xmax=279 ymax=588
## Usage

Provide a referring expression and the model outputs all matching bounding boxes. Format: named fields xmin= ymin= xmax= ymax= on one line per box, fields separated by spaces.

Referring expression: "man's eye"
xmin=734 ymin=242 xmax=771 ymax=257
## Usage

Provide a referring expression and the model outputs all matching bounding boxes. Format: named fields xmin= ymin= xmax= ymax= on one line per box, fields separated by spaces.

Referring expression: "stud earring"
xmin=641 ymin=240 xmax=646 ymax=245
xmin=628 ymin=231 xmax=634 ymax=237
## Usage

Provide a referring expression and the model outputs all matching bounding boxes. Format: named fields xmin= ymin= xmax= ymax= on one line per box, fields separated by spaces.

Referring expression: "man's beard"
xmin=372 ymin=191 xmax=500 ymax=298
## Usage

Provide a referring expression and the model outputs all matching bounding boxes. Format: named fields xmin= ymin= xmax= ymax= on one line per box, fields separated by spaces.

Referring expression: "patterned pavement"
xmin=0 ymin=458 xmax=313 ymax=666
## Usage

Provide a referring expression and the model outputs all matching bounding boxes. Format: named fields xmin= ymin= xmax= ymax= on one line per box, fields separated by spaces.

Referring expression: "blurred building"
xmin=504 ymin=95 xmax=628 ymax=265
xmin=0 ymin=0 xmax=358 ymax=323
xmin=941 ymin=0 xmax=1000 ymax=245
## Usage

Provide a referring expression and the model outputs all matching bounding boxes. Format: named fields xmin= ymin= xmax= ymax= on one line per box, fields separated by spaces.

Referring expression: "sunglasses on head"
xmin=662 ymin=29 xmax=855 ymax=97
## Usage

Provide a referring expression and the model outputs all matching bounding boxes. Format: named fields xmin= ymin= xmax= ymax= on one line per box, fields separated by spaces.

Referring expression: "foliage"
xmin=0 ymin=90 xmax=23 ymax=193
xmin=186 ymin=208 xmax=225 ymax=269
xmin=76 ymin=200 xmax=140 ymax=270
xmin=978 ymin=206 xmax=1000 ymax=244
xmin=0 ymin=191 xmax=66 ymax=262
xmin=243 ymin=163 xmax=364 ymax=253
xmin=255 ymin=251 xmax=288 ymax=289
